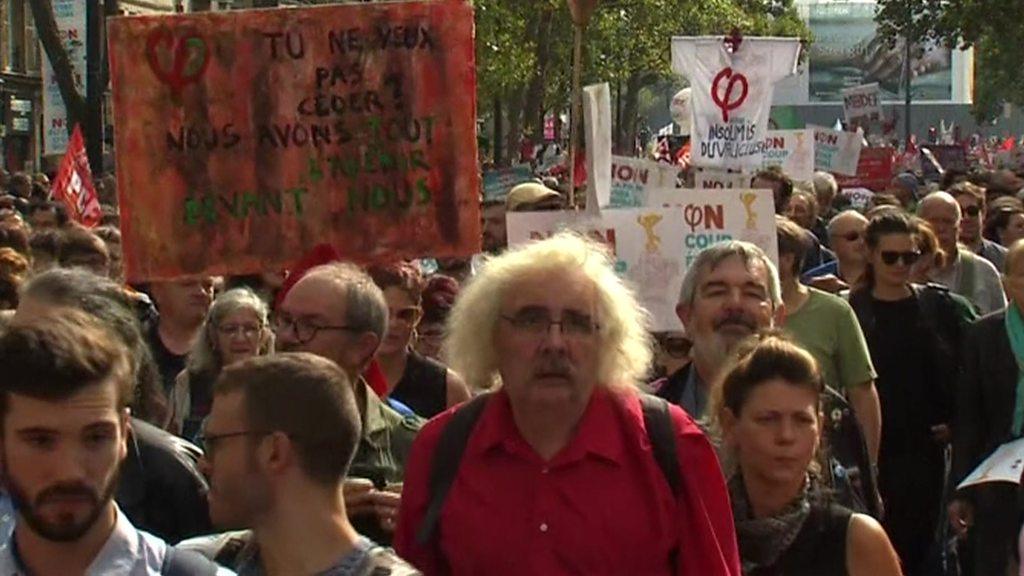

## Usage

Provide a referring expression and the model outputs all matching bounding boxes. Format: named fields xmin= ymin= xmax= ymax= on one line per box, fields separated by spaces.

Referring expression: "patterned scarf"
xmin=728 ymin=474 xmax=812 ymax=574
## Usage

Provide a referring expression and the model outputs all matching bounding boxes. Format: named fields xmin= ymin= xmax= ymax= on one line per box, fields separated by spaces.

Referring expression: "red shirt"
xmin=394 ymin=387 xmax=741 ymax=576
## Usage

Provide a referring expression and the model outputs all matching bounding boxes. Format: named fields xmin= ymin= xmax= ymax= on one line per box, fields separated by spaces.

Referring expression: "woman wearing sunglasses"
xmin=370 ymin=263 xmax=471 ymax=419
xmin=847 ymin=211 xmax=977 ymax=575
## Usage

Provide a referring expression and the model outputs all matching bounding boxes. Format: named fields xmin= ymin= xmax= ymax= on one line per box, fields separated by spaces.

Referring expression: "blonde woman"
xmin=167 ymin=287 xmax=272 ymax=440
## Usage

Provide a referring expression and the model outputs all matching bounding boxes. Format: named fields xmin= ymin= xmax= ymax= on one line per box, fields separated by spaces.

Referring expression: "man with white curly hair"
xmin=393 ymin=233 xmax=740 ymax=576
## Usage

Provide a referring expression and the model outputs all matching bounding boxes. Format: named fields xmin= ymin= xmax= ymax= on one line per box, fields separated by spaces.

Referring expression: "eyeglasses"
xmin=216 ymin=323 xmax=263 ymax=338
xmin=963 ymin=205 xmax=981 ymax=218
xmin=880 ymin=250 xmax=921 ymax=266
xmin=836 ymin=231 xmax=862 ymax=242
xmin=196 ymin=430 xmax=268 ymax=454
xmin=500 ymin=308 xmax=599 ymax=338
xmin=272 ymin=313 xmax=358 ymax=344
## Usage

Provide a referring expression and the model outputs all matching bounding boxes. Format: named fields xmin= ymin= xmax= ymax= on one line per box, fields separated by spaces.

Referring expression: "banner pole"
xmin=567 ymin=23 xmax=583 ymax=209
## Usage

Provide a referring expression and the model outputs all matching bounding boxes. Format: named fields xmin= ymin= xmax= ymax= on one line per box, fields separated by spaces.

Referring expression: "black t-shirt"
xmin=865 ymin=295 xmax=949 ymax=457
xmin=146 ymin=323 xmax=187 ymax=397
xmin=390 ymin=350 xmax=448 ymax=419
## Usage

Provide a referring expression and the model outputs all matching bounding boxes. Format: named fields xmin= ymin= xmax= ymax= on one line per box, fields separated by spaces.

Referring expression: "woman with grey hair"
xmin=168 ymin=287 xmax=273 ymax=440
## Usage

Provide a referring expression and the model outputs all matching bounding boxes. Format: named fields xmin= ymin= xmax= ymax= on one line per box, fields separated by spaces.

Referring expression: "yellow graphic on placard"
xmin=637 ymin=213 xmax=663 ymax=253
xmin=741 ymin=192 xmax=758 ymax=230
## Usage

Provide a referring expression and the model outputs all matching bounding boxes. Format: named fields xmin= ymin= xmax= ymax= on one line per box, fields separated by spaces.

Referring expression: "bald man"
xmin=918 ymin=192 xmax=1006 ymax=314
xmin=949 ymin=239 xmax=1024 ymax=575
xmin=803 ymin=210 xmax=869 ymax=292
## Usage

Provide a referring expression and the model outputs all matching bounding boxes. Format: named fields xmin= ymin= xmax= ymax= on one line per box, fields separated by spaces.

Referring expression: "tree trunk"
xmin=493 ymin=96 xmax=503 ymax=166
xmin=505 ymin=88 xmax=524 ymax=168
xmin=522 ymin=8 xmax=555 ymax=143
xmin=27 ymin=0 xmax=87 ymax=138
xmin=85 ymin=0 xmax=103 ymax=175
xmin=620 ymin=72 xmax=649 ymax=157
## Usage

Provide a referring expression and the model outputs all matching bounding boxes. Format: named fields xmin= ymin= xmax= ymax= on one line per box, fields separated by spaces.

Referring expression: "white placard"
xmin=608 ymin=156 xmax=680 ymax=208
xmin=841 ymin=83 xmax=882 ymax=124
xmin=507 ymin=189 xmax=778 ymax=331
xmin=583 ymin=83 xmax=613 ymax=213
xmin=812 ymin=126 xmax=863 ymax=176
xmin=958 ymin=438 xmax=1024 ymax=490
xmin=762 ymin=129 xmax=815 ymax=181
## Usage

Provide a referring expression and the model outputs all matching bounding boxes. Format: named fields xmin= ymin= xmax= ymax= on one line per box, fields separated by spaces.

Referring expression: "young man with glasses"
xmin=950 ymin=181 xmax=1007 ymax=270
xmin=181 ymin=353 xmax=419 ymax=575
xmin=394 ymin=233 xmax=741 ymax=576
xmin=272 ymin=262 xmax=422 ymax=546
xmin=919 ymin=191 xmax=1006 ymax=314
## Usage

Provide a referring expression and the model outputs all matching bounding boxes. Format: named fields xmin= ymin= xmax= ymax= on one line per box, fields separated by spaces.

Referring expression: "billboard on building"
xmin=772 ymin=0 xmax=973 ymax=106
xmin=41 ymin=0 xmax=88 ymax=155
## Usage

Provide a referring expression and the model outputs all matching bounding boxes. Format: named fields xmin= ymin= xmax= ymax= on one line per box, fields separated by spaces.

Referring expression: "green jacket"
xmin=349 ymin=378 xmax=424 ymax=486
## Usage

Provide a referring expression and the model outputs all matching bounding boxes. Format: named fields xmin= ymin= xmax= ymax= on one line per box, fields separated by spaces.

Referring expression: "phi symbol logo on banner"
xmin=711 ymin=67 xmax=748 ymax=123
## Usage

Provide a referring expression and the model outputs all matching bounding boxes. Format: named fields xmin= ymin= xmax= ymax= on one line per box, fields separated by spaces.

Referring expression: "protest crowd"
xmin=5 ymin=2 xmax=1024 ymax=576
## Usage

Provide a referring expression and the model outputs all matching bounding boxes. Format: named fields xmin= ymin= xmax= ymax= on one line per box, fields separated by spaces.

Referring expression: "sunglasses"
xmin=880 ymin=250 xmax=921 ymax=266
xmin=963 ymin=205 xmax=981 ymax=218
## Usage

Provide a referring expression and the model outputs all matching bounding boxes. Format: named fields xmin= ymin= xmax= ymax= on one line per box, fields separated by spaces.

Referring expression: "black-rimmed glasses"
xmin=272 ymin=314 xmax=358 ymax=344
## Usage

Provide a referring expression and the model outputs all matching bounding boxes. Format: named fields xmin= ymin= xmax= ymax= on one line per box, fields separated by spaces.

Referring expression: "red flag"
xmin=50 ymin=125 xmax=102 ymax=227
xmin=1002 ymin=137 xmax=1017 ymax=151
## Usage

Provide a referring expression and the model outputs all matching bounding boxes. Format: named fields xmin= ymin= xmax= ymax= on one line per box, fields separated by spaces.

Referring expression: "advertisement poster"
xmin=41 ymin=0 xmax=87 ymax=155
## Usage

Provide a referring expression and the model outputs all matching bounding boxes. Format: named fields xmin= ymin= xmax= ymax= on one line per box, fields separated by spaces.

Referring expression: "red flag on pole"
xmin=50 ymin=125 xmax=102 ymax=228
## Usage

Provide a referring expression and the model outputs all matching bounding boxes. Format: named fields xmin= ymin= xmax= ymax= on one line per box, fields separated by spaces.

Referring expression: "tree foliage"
xmin=473 ymin=0 xmax=810 ymax=164
xmin=875 ymin=0 xmax=1024 ymax=120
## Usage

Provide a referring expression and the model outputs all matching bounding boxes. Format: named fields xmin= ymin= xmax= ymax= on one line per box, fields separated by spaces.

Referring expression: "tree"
xmin=27 ymin=0 xmax=115 ymax=173
xmin=473 ymin=0 xmax=810 ymax=165
xmin=875 ymin=0 xmax=1024 ymax=120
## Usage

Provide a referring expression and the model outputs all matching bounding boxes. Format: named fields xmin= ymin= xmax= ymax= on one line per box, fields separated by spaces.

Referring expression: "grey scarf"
xmin=729 ymin=474 xmax=812 ymax=574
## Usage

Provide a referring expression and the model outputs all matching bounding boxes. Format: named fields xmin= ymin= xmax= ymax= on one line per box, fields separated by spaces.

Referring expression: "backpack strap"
xmin=639 ymin=394 xmax=681 ymax=496
xmin=161 ymin=546 xmax=221 ymax=576
xmin=414 ymin=393 xmax=492 ymax=546
xmin=414 ymin=392 xmax=683 ymax=549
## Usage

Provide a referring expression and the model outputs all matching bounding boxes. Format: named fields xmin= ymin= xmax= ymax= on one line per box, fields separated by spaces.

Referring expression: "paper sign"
xmin=920 ymin=144 xmax=968 ymax=182
xmin=812 ymin=126 xmax=863 ymax=176
xmin=483 ymin=166 xmax=533 ymax=202
xmin=841 ymin=83 xmax=881 ymax=124
xmin=583 ymin=83 xmax=613 ymax=213
xmin=958 ymin=438 xmax=1024 ymax=490
xmin=761 ymin=129 xmax=814 ymax=181
xmin=42 ymin=0 xmax=87 ymax=154
xmin=688 ymin=167 xmax=751 ymax=190
xmin=836 ymin=147 xmax=895 ymax=192
xmin=507 ymin=189 xmax=778 ymax=331
xmin=107 ymin=0 xmax=480 ymax=282
xmin=608 ymin=156 xmax=679 ymax=208
xmin=840 ymin=187 xmax=874 ymax=211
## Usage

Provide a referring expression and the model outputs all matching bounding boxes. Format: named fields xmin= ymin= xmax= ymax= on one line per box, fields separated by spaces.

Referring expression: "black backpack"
xmin=414 ymin=392 xmax=683 ymax=546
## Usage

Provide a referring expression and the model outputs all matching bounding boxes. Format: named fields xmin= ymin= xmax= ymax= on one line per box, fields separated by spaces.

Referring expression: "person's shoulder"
xmin=964 ymin=248 xmax=1002 ymax=275
xmin=129 ymin=417 xmax=204 ymax=471
xmin=972 ymin=308 xmax=1007 ymax=331
xmin=845 ymin=513 xmax=902 ymax=575
xmin=176 ymin=530 xmax=253 ymax=561
xmin=362 ymin=545 xmax=423 ymax=575
xmin=806 ymin=286 xmax=853 ymax=312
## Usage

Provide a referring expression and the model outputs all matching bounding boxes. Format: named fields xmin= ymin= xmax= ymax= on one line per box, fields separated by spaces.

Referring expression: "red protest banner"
xmin=50 ymin=124 xmax=102 ymax=228
xmin=836 ymin=147 xmax=895 ymax=192
xmin=107 ymin=0 xmax=480 ymax=282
